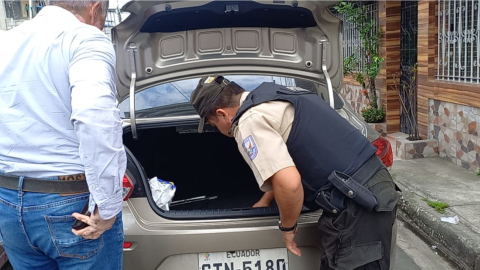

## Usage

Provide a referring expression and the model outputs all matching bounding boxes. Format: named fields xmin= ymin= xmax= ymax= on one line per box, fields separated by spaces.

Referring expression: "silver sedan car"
xmin=112 ymin=1 xmax=393 ymax=269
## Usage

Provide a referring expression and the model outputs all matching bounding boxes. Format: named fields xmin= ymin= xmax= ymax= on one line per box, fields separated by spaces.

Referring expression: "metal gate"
xmin=400 ymin=1 xmax=418 ymax=134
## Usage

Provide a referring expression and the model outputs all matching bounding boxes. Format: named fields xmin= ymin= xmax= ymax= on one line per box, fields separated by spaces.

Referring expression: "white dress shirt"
xmin=0 ymin=6 xmax=126 ymax=219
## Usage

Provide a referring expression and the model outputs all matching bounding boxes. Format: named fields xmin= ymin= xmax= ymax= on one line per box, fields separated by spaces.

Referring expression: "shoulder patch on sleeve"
xmin=242 ymin=135 xmax=258 ymax=161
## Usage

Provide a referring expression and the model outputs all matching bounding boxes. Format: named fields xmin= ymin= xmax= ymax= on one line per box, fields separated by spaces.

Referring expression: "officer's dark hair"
xmin=206 ymin=81 xmax=245 ymax=120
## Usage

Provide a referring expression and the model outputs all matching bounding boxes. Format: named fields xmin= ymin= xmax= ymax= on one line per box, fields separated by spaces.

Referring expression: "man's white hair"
xmin=48 ymin=0 xmax=109 ymax=16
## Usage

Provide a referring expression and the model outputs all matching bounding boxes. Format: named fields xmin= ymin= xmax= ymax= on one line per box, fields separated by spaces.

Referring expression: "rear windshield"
xmin=118 ymin=75 xmax=317 ymax=119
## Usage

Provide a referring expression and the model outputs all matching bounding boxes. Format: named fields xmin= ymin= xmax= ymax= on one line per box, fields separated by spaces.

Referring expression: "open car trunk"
xmin=123 ymin=124 xmax=277 ymax=216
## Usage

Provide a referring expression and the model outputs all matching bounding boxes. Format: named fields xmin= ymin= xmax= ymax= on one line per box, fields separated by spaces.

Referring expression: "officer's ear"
xmin=215 ymin=108 xmax=228 ymax=119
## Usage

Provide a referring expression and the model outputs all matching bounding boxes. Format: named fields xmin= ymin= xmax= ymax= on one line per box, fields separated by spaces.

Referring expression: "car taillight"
xmin=123 ymin=174 xmax=134 ymax=201
xmin=372 ymin=137 xmax=393 ymax=168
xmin=123 ymin=242 xmax=133 ymax=249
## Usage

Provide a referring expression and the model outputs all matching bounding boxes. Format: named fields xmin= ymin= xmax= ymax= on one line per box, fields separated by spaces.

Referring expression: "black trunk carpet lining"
xmin=123 ymin=127 xmax=265 ymax=210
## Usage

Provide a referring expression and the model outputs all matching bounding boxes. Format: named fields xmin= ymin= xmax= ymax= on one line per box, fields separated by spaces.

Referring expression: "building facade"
xmin=339 ymin=0 xmax=480 ymax=173
xmin=0 ymin=0 xmax=40 ymax=30
xmin=418 ymin=0 xmax=480 ymax=172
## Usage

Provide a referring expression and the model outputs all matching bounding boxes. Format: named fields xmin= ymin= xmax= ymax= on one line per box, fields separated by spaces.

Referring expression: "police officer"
xmin=190 ymin=75 xmax=400 ymax=270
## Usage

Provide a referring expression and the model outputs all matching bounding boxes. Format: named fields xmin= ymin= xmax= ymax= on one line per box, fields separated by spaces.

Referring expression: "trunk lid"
xmin=112 ymin=0 xmax=343 ymax=103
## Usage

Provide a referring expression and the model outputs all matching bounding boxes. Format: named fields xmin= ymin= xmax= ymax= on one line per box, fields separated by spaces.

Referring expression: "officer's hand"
xmin=252 ymin=199 xmax=270 ymax=208
xmin=282 ymin=229 xmax=301 ymax=257
xmin=71 ymin=208 xmax=116 ymax=240
xmin=252 ymin=191 xmax=274 ymax=208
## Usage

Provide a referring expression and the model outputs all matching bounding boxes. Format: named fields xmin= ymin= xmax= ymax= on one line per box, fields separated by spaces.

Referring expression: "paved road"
xmin=0 ymin=219 xmax=458 ymax=270
xmin=395 ymin=219 xmax=458 ymax=270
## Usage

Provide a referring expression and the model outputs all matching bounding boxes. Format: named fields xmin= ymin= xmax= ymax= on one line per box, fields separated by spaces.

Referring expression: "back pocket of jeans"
xmin=45 ymin=215 xmax=104 ymax=259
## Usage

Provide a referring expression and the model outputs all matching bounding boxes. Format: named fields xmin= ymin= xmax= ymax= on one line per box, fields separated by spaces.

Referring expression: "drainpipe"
xmin=29 ymin=0 xmax=32 ymax=19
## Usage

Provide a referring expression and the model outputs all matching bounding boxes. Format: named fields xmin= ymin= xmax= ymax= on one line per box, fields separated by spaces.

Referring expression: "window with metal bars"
xmin=4 ymin=0 xmax=23 ymax=19
xmin=331 ymin=2 xmax=379 ymax=73
xmin=437 ymin=0 xmax=480 ymax=83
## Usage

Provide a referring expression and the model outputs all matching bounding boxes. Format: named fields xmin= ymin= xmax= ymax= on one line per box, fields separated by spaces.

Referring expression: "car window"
xmin=118 ymin=75 xmax=316 ymax=118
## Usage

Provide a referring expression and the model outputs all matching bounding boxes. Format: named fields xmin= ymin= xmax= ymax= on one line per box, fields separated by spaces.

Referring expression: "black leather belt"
xmin=0 ymin=174 xmax=89 ymax=193
xmin=350 ymin=154 xmax=385 ymax=185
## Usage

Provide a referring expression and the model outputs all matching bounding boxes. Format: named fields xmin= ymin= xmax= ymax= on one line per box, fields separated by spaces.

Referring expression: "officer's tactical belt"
xmin=315 ymin=154 xmax=384 ymax=214
xmin=0 ymin=174 xmax=89 ymax=193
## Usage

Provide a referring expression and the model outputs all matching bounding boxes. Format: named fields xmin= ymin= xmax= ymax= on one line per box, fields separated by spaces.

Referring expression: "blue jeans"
xmin=0 ymin=176 xmax=123 ymax=270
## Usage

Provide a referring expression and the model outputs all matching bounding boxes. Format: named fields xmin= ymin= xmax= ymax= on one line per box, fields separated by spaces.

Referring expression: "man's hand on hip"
xmin=71 ymin=208 xmax=116 ymax=240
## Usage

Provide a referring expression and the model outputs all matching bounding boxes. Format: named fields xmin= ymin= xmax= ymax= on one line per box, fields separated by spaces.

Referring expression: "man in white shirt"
xmin=0 ymin=1 xmax=126 ymax=269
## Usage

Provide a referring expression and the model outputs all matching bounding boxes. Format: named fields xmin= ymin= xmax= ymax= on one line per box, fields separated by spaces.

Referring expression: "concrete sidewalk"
xmin=391 ymin=157 xmax=480 ymax=270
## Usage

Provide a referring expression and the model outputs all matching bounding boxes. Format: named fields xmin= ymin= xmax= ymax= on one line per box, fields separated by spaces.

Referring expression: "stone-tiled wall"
xmin=340 ymin=84 xmax=372 ymax=116
xmin=429 ymin=99 xmax=480 ymax=173
xmin=396 ymin=137 xmax=438 ymax=160
xmin=369 ymin=123 xmax=387 ymax=137
xmin=340 ymin=84 xmax=387 ymax=136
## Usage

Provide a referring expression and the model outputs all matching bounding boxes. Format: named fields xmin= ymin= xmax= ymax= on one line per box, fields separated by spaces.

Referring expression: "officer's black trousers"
xmin=318 ymin=169 xmax=398 ymax=270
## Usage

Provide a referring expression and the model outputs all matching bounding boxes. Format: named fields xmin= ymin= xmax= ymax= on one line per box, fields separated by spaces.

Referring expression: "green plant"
xmin=477 ymin=169 xmax=480 ymax=176
xmin=360 ymin=94 xmax=385 ymax=123
xmin=422 ymin=198 xmax=449 ymax=214
xmin=361 ymin=107 xmax=385 ymax=123
xmin=335 ymin=1 xmax=384 ymax=110
xmin=343 ymin=54 xmax=356 ymax=77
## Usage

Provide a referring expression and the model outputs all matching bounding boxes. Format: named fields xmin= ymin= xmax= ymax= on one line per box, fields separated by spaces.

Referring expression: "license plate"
xmin=198 ymin=248 xmax=289 ymax=270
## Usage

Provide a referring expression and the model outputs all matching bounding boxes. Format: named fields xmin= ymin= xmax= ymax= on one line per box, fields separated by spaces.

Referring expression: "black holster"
xmin=327 ymin=171 xmax=378 ymax=211
xmin=315 ymin=155 xmax=387 ymax=214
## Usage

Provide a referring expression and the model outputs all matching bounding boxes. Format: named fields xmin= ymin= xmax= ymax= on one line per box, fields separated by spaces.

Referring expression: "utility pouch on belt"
xmin=314 ymin=188 xmax=346 ymax=214
xmin=327 ymin=171 xmax=378 ymax=211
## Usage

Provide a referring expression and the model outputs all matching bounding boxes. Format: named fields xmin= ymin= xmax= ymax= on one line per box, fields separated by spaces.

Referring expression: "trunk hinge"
xmin=128 ymin=43 xmax=138 ymax=139
xmin=319 ymin=39 xmax=334 ymax=109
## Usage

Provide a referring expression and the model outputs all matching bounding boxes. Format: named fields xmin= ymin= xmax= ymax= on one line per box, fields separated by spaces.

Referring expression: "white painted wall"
xmin=0 ymin=0 xmax=7 ymax=30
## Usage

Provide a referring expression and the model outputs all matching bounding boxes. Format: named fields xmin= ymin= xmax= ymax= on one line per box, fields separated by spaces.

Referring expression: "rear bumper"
xmin=121 ymin=201 xmax=322 ymax=270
